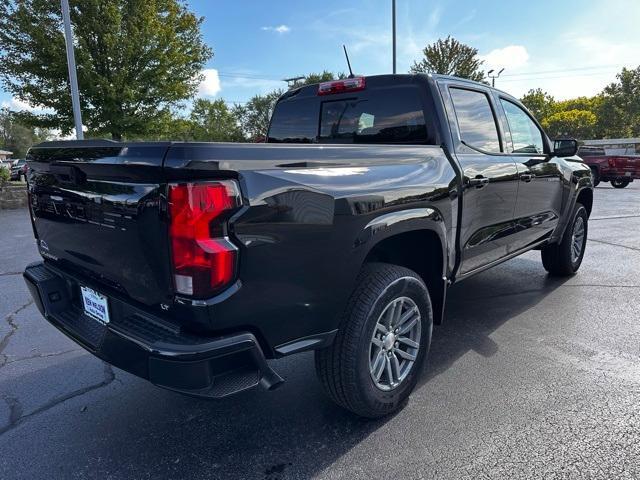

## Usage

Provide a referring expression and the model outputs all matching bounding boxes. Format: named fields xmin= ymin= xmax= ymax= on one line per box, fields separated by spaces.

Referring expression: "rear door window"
xmin=449 ymin=87 xmax=501 ymax=153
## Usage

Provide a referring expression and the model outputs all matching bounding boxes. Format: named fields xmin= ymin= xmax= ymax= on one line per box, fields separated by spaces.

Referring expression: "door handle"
xmin=468 ymin=176 xmax=490 ymax=189
xmin=520 ymin=173 xmax=535 ymax=182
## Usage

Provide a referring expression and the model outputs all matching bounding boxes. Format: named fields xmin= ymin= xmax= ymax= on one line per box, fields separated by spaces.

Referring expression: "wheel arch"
xmin=361 ymin=220 xmax=448 ymax=325
xmin=576 ymin=187 xmax=593 ymax=217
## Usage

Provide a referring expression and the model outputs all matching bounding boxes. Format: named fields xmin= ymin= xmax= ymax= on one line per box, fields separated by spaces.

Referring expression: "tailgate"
xmin=612 ymin=156 xmax=640 ymax=174
xmin=27 ymin=141 xmax=173 ymax=307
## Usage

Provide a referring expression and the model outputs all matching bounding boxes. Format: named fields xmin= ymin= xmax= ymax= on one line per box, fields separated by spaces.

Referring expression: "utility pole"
xmin=61 ymin=0 xmax=83 ymax=140
xmin=392 ymin=0 xmax=397 ymax=74
xmin=487 ymin=68 xmax=505 ymax=88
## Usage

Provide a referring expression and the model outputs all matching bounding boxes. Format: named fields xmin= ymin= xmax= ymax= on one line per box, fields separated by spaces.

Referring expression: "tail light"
xmin=318 ymin=77 xmax=366 ymax=95
xmin=168 ymin=181 xmax=241 ymax=298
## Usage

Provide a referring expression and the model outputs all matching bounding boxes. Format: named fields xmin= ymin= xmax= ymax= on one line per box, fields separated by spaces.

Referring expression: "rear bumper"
xmin=23 ymin=262 xmax=284 ymax=398
xmin=599 ymin=169 xmax=639 ymax=180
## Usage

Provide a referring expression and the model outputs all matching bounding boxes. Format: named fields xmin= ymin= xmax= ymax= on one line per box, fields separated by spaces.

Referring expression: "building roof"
xmin=583 ymin=138 xmax=640 ymax=145
xmin=0 ymin=149 xmax=13 ymax=155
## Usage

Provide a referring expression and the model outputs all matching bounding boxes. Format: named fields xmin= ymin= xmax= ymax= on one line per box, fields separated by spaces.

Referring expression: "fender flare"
xmin=354 ymin=207 xmax=450 ymax=324
xmin=552 ymin=173 xmax=593 ymax=243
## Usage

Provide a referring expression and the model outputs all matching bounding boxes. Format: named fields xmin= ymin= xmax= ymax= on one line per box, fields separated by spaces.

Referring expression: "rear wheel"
xmin=315 ymin=263 xmax=433 ymax=418
xmin=541 ymin=202 xmax=588 ymax=276
xmin=611 ymin=178 xmax=630 ymax=188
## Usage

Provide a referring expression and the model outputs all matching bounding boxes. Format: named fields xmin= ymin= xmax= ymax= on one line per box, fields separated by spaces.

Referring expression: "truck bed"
xmin=27 ymin=140 xmax=455 ymax=342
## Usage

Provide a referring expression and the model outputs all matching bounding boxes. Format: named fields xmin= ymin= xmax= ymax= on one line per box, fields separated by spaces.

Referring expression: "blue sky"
xmin=2 ymin=0 xmax=639 ymax=113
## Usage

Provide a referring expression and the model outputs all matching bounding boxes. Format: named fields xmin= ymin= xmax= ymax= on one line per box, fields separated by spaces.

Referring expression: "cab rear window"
xmin=268 ymin=86 xmax=430 ymax=144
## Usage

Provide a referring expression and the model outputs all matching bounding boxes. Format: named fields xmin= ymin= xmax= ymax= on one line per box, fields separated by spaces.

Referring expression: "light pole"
xmin=392 ymin=0 xmax=397 ymax=74
xmin=61 ymin=0 xmax=83 ymax=140
xmin=284 ymin=76 xmax=305 ymax=88
xmin=487 ymin=68 xmax=504 ymax=88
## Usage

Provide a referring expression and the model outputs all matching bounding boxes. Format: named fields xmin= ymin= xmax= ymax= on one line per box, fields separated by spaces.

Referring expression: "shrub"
xmin=0 ymin=167 xmax=10 ymax=186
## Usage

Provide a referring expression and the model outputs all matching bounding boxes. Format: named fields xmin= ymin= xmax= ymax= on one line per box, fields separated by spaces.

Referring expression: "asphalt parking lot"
xmin=1 ymin=183 xmax=639 ymax=480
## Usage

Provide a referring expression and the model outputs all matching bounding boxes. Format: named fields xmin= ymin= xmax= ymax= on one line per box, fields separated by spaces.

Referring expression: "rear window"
xmin=268 ymin=86 xmax=429 ymax=144
xmin=266 ymin=97 xmax=318 ymax=143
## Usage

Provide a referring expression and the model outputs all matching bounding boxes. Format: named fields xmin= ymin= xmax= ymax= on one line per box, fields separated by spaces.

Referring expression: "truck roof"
xmin=287 ymin=73 xmax=517 ymax=103
xmin=429 ymin=73 xmax=518 ymax=101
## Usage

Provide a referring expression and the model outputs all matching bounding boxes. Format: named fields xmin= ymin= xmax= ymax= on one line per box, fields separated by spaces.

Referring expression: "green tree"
xmin=520 ymin=89 xmax=555 ymax=121
xmin=290 ymin=71 xmax=347 ymax=88
xmin=0 ymin=0 xmax=212 ymax=140
xmin=554 ymin=96 xmax=601 ymax=114
xmin=541 ymin=109 xmax=597 ymax=139
xmin=142 ymin=111 xmax=196 ymax=142
xmin=234 ymin=90 xmax=283 ymax=141
xmin=410 ymin=36 xmax=485 ymax=82
xmin=598 ymin=66 xmax=640 ymax=138
xmin=190 ymin=99 xmax=245 ymax=142
xmin=0 ymin=108 xmax=50 ymax=157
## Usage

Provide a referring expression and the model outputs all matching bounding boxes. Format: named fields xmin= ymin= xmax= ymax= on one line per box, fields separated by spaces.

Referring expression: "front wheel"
xmin=541 ymin=202 xmax=588 ymax=276
xmin=315 ymin=263 xmax=433 ymax=418
xmin=611 ymin=178 xmax=630 ymax=188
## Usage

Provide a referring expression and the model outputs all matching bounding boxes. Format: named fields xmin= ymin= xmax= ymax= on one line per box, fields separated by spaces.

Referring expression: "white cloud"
xmin=49 ymin=129 xmax=79 ymax=141
xmin=494 ymin=0 xmax=640 ymax=100
xmin=480 ymin=45 xmax=529 ymax=72
xmin=261 ymin=25 xmax=290 ymax=34
xmin=1 ymin=97 xmax=40 ymax=112
xmin=197 ymin=68 xmax=221 ymax=97
xmin=222 ymin=76 xmax=284 ymax=95
xmin=426 ymin=7 xmax=442 ymax=32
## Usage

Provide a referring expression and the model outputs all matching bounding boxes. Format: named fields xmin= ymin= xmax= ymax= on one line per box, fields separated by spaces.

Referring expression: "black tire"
xmin=541 ymin=202 xmax=588 ymax=276
xmin=590 ymin=167 xmax=600 ymax=187
xmin=315 ymin=263 xmax=433 ymax=418
xmin=611 ymin=178 xmax=630 ymax=188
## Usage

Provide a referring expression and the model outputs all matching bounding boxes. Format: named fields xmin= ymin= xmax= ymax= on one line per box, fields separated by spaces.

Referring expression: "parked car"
xmin=578 ymin=146 xmax=640 ymax=188
xmin=23 ymin=74 xmax=593 ymax=417
xmin=10 ymin=159 xmax=27 ymax=181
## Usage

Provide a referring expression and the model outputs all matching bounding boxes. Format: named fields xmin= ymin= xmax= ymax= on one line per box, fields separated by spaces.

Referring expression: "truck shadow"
xmin=420 ymin=254 xmax=572 ymax=387
xmin=0 ymin=255 xmax=572 ymax=480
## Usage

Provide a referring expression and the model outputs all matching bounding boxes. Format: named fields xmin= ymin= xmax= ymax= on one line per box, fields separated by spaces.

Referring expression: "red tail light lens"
xmin=168 ymin=181 xmax=241 ymax=298
xmin=318 ymin=77 xmax=366 ymax=95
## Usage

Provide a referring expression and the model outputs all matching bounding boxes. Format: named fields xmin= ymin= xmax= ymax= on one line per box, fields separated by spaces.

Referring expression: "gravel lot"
xmin=1 ymin=183 xmax=639 ymax=480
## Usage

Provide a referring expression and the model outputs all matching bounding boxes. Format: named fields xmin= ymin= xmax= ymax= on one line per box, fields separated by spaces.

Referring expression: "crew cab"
xmin=578 ymin=145 xmax=640 ymax=188
xmin=23 ymin=74 xmax=593 ymax=417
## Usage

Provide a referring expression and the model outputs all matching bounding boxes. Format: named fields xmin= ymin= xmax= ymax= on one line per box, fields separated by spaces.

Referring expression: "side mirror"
xmin=552 ymin=138 xmax=578 ymax=157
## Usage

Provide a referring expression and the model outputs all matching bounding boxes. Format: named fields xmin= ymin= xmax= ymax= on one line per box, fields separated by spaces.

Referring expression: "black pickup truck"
xmin=23 ymin=74 xmax=593 ymax=417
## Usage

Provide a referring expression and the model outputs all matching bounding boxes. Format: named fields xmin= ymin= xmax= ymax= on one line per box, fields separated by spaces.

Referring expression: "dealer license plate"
xmin=80 ymin=286 xmax=110 ymax=325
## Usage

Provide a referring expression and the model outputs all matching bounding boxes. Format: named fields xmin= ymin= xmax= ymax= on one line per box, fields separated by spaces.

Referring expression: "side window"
xmin=449 ymin=87 xmax=501 ymax=153
xmin=500 ymin=99 xmax=545 ymax=154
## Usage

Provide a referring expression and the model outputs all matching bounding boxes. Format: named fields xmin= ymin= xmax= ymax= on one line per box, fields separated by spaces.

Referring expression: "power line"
xmin=500 ymin=64 xmax=631 ymax=78
xmin=499 ymin=70 xmax=620 ymax=83
xmin=217 ymin=72 xmax=284 ymax=81
xmin=213 ymin=65 xmax=633 ymax=83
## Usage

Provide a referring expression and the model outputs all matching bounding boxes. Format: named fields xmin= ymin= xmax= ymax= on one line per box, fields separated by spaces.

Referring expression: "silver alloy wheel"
xmin=571 ymin=216 xmax=585 ymax=263
xmin=369 ymin=296 xmax=421 ymax=391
